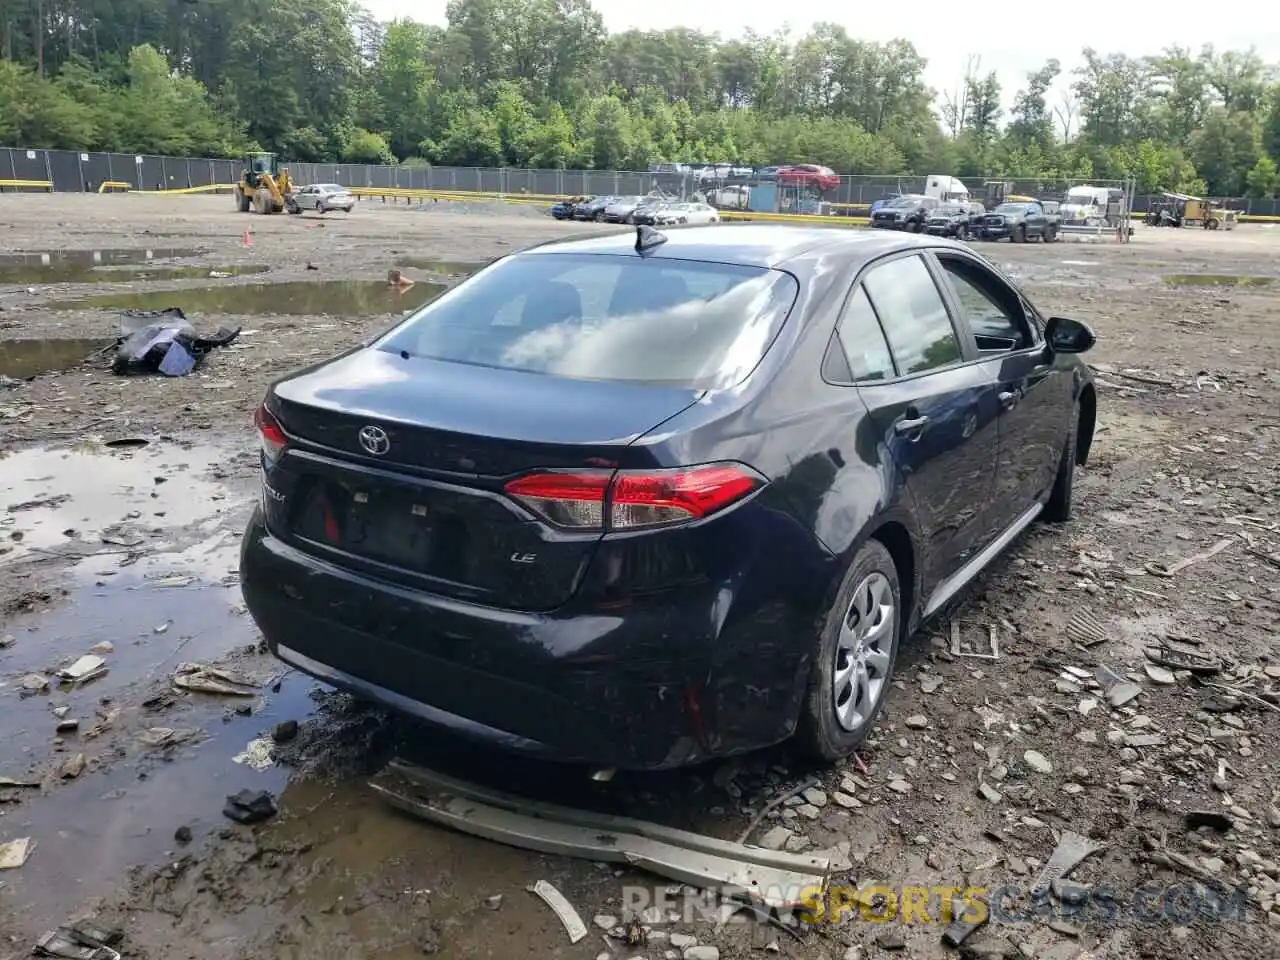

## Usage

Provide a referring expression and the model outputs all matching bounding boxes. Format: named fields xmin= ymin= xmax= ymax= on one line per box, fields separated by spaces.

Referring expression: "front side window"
xmin=862 ymin=256 xmax=962 ymax=375
xmin=937 ymin=256 xmax=1031 ymax=352
xmin=377 ymin=253 xmax=799 ymax=390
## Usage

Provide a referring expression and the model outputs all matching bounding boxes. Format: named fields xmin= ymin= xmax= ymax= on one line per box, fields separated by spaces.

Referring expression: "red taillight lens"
xmin=503 ymin=463 xmax=765 ymax=531
xmin=253 ymin=404 xmax=287 ymax=460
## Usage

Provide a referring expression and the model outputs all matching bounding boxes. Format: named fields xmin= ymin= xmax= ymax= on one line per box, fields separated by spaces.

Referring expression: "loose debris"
xmin=232 ymin=737 xmax=275 ymax=771
xmin=0 ymin=836 xmax=35 ymax=869
xmin=950 ymin=621 xmax=1000 ymax=659
xmin=111 ymin=307 xmax=241 ymax=377
xmin=56 ymin=654 xmax=107 ymax=685
xmin=371 ymin=760 xmax=829 ymax=911
xmin=33 ymin=923 xmax=123 ymax=960
xmin=172 ymin=662 xmax=259 ymax=696
xmin=222 ymin=789 xmax=277 ymax=824
xmin=1145 ymin=537 xmax=1233 ymax=577
xmin=528 ymin=880 xmax=587 ymax=944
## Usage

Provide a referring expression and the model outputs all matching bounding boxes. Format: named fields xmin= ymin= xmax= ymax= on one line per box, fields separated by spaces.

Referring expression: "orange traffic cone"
xmin=242 ymin=228 xmax=253 ymax=247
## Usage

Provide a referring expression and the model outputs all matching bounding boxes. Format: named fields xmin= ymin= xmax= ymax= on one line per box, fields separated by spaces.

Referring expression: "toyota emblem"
xmin=358 ymin=425 xmax=390 ymax=456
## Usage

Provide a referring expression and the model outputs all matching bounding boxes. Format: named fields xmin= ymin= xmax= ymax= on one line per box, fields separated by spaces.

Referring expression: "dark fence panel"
xmin=46 ymin=150 xmax=83 ymax=191
xmin=10 ymin=147 xmax=48 ymax=181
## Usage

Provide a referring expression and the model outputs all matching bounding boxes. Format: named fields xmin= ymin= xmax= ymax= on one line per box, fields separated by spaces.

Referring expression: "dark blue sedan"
xmin=240 ymin=225 xmax=1097 ymax=770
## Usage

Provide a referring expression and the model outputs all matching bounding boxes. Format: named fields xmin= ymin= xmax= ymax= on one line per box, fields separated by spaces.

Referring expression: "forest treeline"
xmin=2 ymin=0 xmax=1279 ymax=195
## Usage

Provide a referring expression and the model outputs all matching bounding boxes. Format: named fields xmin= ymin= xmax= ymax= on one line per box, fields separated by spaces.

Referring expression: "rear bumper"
xmin=240 ymin=508 xmax=819 ymax=769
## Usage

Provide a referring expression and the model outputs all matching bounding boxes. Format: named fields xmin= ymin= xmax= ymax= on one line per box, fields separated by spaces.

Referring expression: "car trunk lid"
xmin=263 ymin=348 xmax=701 ymax=610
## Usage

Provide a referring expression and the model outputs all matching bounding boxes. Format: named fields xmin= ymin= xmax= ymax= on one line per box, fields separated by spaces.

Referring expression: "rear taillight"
xmin=254 ymin=404 xmax=287 ymax=461
xmin=504 ymin=463 xmax=765 ymax=531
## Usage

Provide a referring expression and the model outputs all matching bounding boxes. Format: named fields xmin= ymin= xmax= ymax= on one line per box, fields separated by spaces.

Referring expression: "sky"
xmin=362 ymin=0 xmax=1279 ymax=112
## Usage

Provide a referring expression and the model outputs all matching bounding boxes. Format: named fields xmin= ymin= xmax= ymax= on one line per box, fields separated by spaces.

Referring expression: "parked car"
xmin=776 ymin=164 xmax=841 ymax=192
xmin=977 ymin=201 xmax=1061 ymax=242
xmin=924 ymin=201 xmax=986 ymax=239
xmin=603 ymin=196 xmax=664 ymax=224
xmin=288 ymin=183 xmax=355 ymax=214
xmin=240 ymin=225 xmax=1098 ymax=771
xmin=551 ymin=196 xmax=589 ymax=220
xmin=870 ymin=194 xmax=939 ymax=232
xmin=869 ymin=194 xmax=900 ymax=215
xmin=573 ymin=196 xmax=618 ymax=221
xmin=756 ymin=166 xmax=781 ymax=181
xmin=651 ymin=202 xmax=720 ymax=225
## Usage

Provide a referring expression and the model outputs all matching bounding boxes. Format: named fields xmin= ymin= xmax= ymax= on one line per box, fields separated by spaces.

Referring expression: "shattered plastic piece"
xmin=0 ymin=775 xmax=40 ymax=788
xmin=57 ymin=654 xmax=107 ymax=684
xmin=111 ymin=307 xmax=241 ymax=378
xmin=0 ymin=836 xmax=34 ymax=869
xmin=1065 ymin=610 xmax=1109 ymax=647
xmin=1145 ymin=538 xmax=1233 ymax=578
xmin=172 ymin=662 xmax=259 ymax=696
xmin=136 ymin=727 xmax=197 ymax=748
xmin=32 ymin=924 xmax=122 ymax=960
xmin=528 ymin=880 xmax=588 ymax=944
xmin=1144 ymin=644 xmax=1223 ymax=676
xmin=232 ymin=737 xmax=275 ymax=771
xmin=950 ymin=621 xmax=1000 ymax=660
xmin=1029 ymin=831 xmax=1107 ymax=900
xmin=223 ymin=788 xmax=277 ymax=824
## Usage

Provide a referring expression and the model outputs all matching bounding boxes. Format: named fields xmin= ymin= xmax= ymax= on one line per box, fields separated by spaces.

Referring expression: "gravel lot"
xmin=1 ymin=194 xmax=1279 ymax=960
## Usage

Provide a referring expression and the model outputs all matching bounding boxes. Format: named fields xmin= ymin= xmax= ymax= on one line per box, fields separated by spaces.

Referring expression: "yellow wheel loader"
xmin=234 ymin=152 xmax=295 ymax=214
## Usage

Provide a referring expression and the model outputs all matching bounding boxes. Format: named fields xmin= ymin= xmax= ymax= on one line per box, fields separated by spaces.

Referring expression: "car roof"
xmin=522 ymin=224 xmax=948 ymax=269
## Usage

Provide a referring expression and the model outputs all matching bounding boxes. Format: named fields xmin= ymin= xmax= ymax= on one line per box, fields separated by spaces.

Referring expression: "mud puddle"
xmin=392 ymin=258 xmax=483 ymax=277
xmin=1163 ymin=273 xmax=1277 ymax=286
xmin=0 ymin=248 xmax=204 ymax=268
xmin=0 ymin=338 xmax=113 ymax=379
xmin=51 ymin=281 xmax=447 ymax=316
xmin=0 ymin=264 xmax=268 ymax=285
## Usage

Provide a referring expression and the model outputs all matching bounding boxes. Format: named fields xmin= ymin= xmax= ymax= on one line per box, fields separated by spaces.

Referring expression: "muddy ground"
xmin=1 ymin=194 xmax=1279 ymax=960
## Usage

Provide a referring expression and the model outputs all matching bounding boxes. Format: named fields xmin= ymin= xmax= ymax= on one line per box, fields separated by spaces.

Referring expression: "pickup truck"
xmin=870 ymin=194 xmax=939 ymax=232
xmin=924 ymin=201 xmax=986 ymax=239
xmin=976 ymin=201 xmax=1061 ymax=242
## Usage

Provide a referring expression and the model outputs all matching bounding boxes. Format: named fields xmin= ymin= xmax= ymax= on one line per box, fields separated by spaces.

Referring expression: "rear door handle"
xmin=894 ymin=415 xmax=930 ymax=436
xmin=998 ymin=390 xmax=1019 ymax=410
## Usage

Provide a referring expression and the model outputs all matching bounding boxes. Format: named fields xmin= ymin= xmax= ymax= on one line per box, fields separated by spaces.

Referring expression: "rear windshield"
xmin=376 ymin=253 xmax=799 ymax=390
xmin=319 ymin=184 xmax=344 ymax=192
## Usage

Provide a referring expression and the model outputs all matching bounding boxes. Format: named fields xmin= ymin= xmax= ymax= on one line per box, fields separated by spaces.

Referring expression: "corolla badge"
xmin=358 ymin=425 xmax=391 ymax=456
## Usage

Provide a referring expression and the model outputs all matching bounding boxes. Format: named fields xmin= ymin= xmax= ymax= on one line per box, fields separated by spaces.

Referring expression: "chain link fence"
xmin=2 ymin=146 xmax=1277 ymax=217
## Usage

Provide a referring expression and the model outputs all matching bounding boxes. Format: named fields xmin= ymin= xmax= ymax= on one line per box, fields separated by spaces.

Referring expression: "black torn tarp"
xmin=111 ymin=307 xmax=241 ymax=377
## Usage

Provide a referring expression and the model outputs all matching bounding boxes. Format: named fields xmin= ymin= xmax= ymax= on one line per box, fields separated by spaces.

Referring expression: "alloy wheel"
xmin=832 ymin=572 xmax=895 ymax=732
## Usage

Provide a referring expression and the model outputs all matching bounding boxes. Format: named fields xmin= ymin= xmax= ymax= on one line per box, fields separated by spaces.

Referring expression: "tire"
xmin=955 ymin=224 xmax=967 ymax=241
xmin=1043 ymin=406 xmax=1079 ymax=523
xmin=797 ymin=539 xmax=902 ymax=763
xmin=286 ymin=198 xmax=300 ymax=215
xmin=1013 ymin=225 xmax=1027 ymax=243
xmin=1207 ymin=218 xmax=1220 ymax=230
xmin=1045 ymin=226 xmax=1058 ymax=243
xmin=236 ymin=190 xmax=251 ymax=213
xmin=594 ymin=211 xmax=605 ymax=222
xmin=317 ymin=203 xmax=328 ymax=215
xmin=907 ymin=219 xmax=922 ymax=233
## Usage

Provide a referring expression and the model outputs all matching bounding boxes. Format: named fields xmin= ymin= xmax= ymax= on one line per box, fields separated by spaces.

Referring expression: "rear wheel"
xmin=797 ymin=540 xmax=901 ymax=762
xmin=1044 ymin=225 xmax=1059 ymax=243
xmin=1043 ymin=406 xmax=1079 ymax=523
xmin=236 ymin=189 xmax=251 ymax=213
xmin=1207 ymin=218 xmax=1220 ymax=230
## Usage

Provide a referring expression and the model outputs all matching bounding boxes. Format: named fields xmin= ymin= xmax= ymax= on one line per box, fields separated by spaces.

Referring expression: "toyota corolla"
xmin=240 ymin=225 xmax=1097 ymax=770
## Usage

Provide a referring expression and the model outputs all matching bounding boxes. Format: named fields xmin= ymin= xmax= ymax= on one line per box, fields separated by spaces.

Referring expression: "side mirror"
xmin=1044 ymin=316 xmax=1096 ymax=354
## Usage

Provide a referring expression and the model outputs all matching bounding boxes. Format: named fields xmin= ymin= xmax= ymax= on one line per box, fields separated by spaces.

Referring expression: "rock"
xmin=1145 ymin=663 xmax=1176 ymax=685
xmin=758 ymin=826 xmax=792 ymax=851
xmin=0 ymin=634 xmax=15 ymax=649
xmin=59 ymin=753 xmax=86 ymax=779
xmin=921 ymin=676 xmax=943 ymax=693
xmin=53 ymin=706 xmax=70 ymax=718
xmin=887 ymin=779 xmax=911 ymax=794
xmin=784 ymin=834 xmax=812 ymax=853
xmin=802 ymin=787 xmax=828 ymax=807
xmin=978 ymin=783 xmax=1002 ymax=803
xmin=684 ymin=947 xmax=720 ymax=960
xmin=593 ymin=914 xmax=617 ymax=930
xmin=1202 ymin=857 xmax=1225 ymax=875
xmin=1074 ymin=730 xmax=1098 ymax=744
xmin=669 ymin=933 xmax=698 ymax=949
xmin=272 ymin=720 xmax=299 ymax=743
xmin=20 ymin=673 xmax=49 ymax=693
xmin=833 ymin=791 xmax=860 ymax=809
xmin=223 ymin=788 xmax=277 ymax=824
xmin=56 ymin=718 xmax=80 ymax=734
xmin=174 ymin=825 xmax=193 ymax=844
xmin=1078 ymin=698 xmax=1099 ymax=715
xmin=876 ymin=931 xmax=906 ymax=951
xmin=904 ymin=714 xmax=928 ymax=729
xmin=1023 ymin=750 xmax=1052 ymax=774
xmin=1062 ymin=783 xmax=1085 ymax=795
xmin=1267 ymin=807 xmax=1280 ymax=829
xmin=1125 ymin=734 xmax=1165 ymax=749
xmin=1119 ymin=769 xmax=1145 ymax=785
xmin=1007 ymin=856 xmax=1029 ymax=876
xmin=797 ymin=803 xmax=821 ymax=820
xmin=90 ymin=641 xmax=114 ymax=655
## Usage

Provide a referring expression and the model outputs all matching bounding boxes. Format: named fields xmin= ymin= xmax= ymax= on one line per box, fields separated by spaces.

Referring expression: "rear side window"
xmin=377 ymin=253 xmax=799 ymax=390
xmin=834 ymin=287 xmax=895 ymax=382
xmin=863 ymin=255 xmax=962 ymax=375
